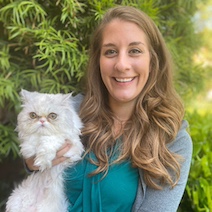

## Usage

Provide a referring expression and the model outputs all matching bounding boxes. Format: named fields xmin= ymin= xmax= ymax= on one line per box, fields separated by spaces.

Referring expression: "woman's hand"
xmin=52 ymin=141 xmax=72 ymax=166
xmin=25 ymin=141 xmax=72 ymax=171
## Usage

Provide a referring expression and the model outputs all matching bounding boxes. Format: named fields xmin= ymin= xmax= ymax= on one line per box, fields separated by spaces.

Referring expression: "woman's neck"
xmin=109 ymin=99 xmax=135 ymax=121
xmin=109 ymin=99 xmax=136 ymax=138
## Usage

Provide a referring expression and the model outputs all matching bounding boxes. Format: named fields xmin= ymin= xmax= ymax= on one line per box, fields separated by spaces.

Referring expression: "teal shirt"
xmin=64 ymin=141 xmax=139 ymax=212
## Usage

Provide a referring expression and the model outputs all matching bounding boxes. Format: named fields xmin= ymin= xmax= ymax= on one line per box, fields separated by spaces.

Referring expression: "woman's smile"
xmin=114 ymin=77 xmax=135 ymax=83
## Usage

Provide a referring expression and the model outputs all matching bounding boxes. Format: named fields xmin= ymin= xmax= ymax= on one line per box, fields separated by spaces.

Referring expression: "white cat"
xmin=6 ymin=89 xmax=84 ymax=212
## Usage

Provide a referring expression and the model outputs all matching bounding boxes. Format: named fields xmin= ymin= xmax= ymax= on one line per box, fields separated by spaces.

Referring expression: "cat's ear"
xmin=61 ymin=93 xmax=73 ymax=102
xmin=20 ymin=89 xmax=32 ymax=103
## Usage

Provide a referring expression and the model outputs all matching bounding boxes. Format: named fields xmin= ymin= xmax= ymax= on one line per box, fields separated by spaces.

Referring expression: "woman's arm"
xmin=133 ymin=120 xmax=193 ymax=212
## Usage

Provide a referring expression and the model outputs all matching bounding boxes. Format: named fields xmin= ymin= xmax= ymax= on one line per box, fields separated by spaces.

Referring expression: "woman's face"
xmin=100 ymin=19 xmax=151 ymax=107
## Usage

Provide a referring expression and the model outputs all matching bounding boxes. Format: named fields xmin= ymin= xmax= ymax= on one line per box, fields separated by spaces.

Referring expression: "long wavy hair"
xmin=79 ymin=6 xmax=184 ymax=189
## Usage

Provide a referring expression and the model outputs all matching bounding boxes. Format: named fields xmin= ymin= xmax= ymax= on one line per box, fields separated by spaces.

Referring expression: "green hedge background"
xmin=0 ymin=0 xmax=211 ymax=211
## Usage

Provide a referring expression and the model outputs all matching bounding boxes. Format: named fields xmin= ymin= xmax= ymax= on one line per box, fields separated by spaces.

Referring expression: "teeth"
xmin=115 ymin=78 xmax=134 ymax=82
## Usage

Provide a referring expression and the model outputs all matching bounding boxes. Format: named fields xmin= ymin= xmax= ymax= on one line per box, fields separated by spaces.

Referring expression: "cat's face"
xmin=17 ymin=90 xmax=73 ymax=136
xmin=26 ymin=111 xmax=59 ymax=135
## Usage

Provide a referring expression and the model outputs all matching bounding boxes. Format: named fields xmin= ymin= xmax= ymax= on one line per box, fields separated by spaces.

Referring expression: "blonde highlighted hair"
xmin=79 ymin=6 xmax=184 ymax=189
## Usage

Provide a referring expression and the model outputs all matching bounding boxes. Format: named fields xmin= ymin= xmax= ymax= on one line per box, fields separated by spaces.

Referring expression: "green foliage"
xmin=154 ymin=0 xmax=206 ymax=101
xmin=0 ymin=124 xmax=20 ymax=160
xmin=0 ymin=0 xmax=209 ymax=210
xmin=0 ymin=0 xmax=203 ymax=159
xmin=179 ymin=111 xmax=212 ymax=212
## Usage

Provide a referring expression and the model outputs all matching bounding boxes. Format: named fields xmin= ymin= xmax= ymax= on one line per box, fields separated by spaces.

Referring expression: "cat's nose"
xmin=40 ymin=119 xmax=45 ymax=124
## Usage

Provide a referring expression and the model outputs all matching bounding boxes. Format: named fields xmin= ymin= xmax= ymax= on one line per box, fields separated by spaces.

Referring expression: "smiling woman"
xmin=24 ymin=5 xmax=193 ymax=212
xmin=70 ymin=6 xmax=192 ymax=212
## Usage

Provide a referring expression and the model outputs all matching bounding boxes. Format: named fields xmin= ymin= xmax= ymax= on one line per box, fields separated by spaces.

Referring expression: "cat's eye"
xmin=48 ymin=113 xmax=57 ymax=120
xmin=29 ymin=112 xmax=37 ymax=119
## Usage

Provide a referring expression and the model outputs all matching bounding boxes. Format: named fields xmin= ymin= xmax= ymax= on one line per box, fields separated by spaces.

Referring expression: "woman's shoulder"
xmin=134 ymin=120 xmax=193 ymax=212
xmin=167 ymin=120 xmax=193 ymax=157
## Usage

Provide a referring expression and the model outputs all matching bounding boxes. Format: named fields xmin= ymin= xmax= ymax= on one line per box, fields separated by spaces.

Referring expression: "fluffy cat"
xmin=6 ymin=89 xmax=84 ymax=212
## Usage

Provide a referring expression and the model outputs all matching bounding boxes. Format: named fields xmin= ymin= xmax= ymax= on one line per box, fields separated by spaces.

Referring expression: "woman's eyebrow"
xmin=102 ymin=43 xmax=116 ymax=47
xmin=102 ymin=41 xmax=145 ymax=47
xmin=129 ymin=41 xmax=145 ymax=46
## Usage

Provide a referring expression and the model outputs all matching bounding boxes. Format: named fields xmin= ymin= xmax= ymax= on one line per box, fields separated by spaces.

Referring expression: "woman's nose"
xmin=114 ymin=53 xmax=131 ymax=72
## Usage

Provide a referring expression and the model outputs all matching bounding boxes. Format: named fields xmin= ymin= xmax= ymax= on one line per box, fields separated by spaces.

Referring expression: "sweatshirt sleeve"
xmin=133 ymin=120 xmax=193 ymax=212
xmin=72 ymin=93 xmax=83 ymax=113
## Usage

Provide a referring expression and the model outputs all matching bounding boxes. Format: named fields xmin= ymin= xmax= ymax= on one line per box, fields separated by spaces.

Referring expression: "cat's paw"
xmin=34 ymin=137 xmax=60 ymax=171
xmin=34 ymin=157 xmax=52 ymax=172
xmin=34 ymin=151 xmax=56 ymax=171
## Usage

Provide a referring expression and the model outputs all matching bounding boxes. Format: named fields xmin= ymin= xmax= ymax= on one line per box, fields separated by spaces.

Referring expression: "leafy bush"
xmin=179 ymin=111 xmax=212 ymax=212
xmin=0 ymin=0 xmax=204 ymax=160
xmin=0 ymin=0 xmax=208 ymax=210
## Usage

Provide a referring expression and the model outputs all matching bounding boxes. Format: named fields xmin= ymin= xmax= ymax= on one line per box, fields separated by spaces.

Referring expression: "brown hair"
xmin=79 ymin=6 xmax=184 ymax=189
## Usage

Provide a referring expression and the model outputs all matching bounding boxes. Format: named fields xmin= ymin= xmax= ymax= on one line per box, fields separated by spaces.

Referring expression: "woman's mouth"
xmin=114 ymin=77 xmax=134 ymax=82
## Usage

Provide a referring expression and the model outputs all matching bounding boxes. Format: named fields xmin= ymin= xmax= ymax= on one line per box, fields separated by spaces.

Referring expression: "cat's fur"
xmin=6 ymin=89 xmax=84 ymax=212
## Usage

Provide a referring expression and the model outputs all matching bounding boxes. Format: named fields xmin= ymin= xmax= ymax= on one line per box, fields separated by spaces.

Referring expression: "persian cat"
xmin=6 ymin=89 xmax=84 ymax=212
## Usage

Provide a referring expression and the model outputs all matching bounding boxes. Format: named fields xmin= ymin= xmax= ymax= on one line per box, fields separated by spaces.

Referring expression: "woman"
xmin=26 ymin=6 xmax=192 ymax=212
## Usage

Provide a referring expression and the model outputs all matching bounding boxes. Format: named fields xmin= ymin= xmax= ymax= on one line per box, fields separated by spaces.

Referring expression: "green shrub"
xmin=0 ymin=0 xmax=208 ymax=210
xmin=0 ymin=0 xmax=204 ymax=160
xmin=179 ymin=111 xmax=212 ymax=212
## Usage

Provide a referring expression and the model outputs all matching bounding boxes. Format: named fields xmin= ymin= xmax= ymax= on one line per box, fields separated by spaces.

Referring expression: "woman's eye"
xmin=104 ymin=49 xmax=117 ymax=56
xmin=29 ymin=112 xmax=37 ymax=119
xmin=48 ymin=113 xmax=57 ymax=120
xmin=129 ymin=48 xmax=142 ymax=54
